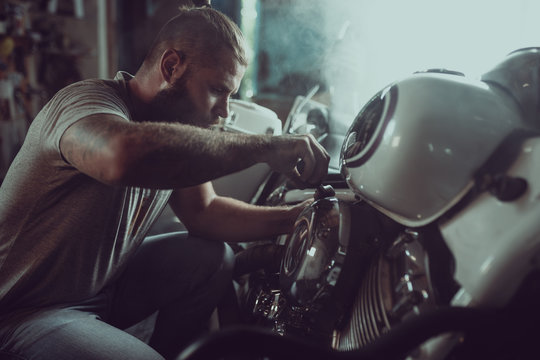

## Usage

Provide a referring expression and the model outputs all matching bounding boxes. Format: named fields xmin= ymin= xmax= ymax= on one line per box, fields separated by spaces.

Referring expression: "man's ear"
xmin=159 ymin=49 xmax=188 ymax=84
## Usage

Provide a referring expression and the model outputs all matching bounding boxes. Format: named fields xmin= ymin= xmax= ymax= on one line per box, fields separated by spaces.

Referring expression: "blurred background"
xmin=1 ymin=0 xmax=539 ymax=181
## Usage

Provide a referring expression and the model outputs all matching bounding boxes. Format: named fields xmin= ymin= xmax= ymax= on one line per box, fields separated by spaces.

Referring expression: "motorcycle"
xmin=178 ymin=47 xmax=540 ymax=360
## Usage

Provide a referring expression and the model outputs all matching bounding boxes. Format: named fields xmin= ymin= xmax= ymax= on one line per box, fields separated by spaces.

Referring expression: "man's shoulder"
xmin=51 ymin=72 xmax=132 ymax=104
xmin=51 ymin=76 xmax=130 ymax=111
xmin=42 ymin=76 xmax=132 ymax=124
xmin=62 ymin=77 xmax=125 ymax=95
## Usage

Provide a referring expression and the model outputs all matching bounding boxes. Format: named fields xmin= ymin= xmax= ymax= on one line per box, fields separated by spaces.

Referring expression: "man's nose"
xmin=214 ymin=96 xmax=230 ymax=119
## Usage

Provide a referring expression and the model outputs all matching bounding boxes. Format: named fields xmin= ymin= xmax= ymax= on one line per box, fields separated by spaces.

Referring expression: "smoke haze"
xmin=261 ymin=0 xmax=540 ymax=125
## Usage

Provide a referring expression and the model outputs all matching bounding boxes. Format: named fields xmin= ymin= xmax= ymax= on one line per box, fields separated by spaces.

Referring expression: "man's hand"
xmin=266 ymin=134 xmax=330 ymax=189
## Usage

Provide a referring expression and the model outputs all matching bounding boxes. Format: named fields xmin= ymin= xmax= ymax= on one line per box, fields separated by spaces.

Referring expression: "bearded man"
xmin=0 ymin=5 xmax=329 ymax=360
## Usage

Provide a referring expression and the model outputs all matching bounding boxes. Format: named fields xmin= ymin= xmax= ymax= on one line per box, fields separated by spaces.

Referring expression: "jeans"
xmin=0 ymin=232 xmax=235 ymax=360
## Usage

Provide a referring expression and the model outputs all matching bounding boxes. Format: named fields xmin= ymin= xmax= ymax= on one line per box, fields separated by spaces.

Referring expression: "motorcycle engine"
xmin=248 ymin=195 xmax=453 ymax=349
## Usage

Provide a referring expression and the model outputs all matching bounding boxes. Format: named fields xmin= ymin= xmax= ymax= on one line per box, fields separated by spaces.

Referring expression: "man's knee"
xmin=0 ymin=309 xmax=164 ymax=360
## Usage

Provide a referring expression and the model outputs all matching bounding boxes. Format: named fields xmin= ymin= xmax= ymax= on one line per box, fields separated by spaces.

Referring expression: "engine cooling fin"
xmin=333 ymin=254 xmax=391 ymax=350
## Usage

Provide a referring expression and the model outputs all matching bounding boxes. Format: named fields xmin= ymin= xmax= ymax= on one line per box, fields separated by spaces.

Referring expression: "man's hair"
xmin=140 ymin=6 xmax=247 ymax=71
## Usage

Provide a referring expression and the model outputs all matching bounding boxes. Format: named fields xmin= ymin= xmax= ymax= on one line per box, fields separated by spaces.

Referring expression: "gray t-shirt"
xmin=0 ymin=72 xmax=172 ymax=313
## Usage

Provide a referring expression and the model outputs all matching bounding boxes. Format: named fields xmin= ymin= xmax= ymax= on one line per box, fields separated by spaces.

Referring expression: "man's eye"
xmin=212 ymin=87 xmax=226 ymax=94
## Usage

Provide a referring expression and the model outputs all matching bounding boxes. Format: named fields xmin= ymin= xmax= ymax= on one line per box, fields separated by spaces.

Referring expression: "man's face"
xmin=149 ymin=53 xmax=246 ymax=128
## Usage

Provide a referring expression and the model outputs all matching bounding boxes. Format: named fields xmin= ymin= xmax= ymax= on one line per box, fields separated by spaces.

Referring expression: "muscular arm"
xmin=60 ymin=114 xmax=329 ymax=189
xmin=169 ymin=182 xmax=307 ymax=242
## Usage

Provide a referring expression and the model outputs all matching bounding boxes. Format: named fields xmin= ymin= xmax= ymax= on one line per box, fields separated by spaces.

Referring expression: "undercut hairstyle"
xmin=140 ymin=6 xmax=247 ymax=72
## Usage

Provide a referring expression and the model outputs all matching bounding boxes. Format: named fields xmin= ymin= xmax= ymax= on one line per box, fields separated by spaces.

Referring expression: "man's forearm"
xmin=121 ymin=122 xmax=273 ymax=188
xmin=183 ymin=195 xmax=305 ymax=243
xmin=62 ymin=115 xmax=272 ymax=188
xmin=124 ymin=122 xmax=329 ymax=189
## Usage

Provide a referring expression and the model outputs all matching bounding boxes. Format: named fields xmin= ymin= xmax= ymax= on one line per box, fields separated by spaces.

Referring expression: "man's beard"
xmin=147 ymin=73 xmax=214 ymax=127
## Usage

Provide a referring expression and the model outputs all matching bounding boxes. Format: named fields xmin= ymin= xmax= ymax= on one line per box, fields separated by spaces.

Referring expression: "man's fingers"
xmin=267 ymin=134 xmax=330 ymax=188
xmin=300 ymin=135 xmax=330 ymax=185
xmin=292 ymin=135 xmax=330 ymax=186
xmin=298 ymin=148 xmax=316 ymax=183
xmin=314 ymin=149 xmax=330 ymax=184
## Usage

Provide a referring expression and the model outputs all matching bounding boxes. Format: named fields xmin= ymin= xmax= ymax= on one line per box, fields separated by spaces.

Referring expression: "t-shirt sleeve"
xmin=39 ymin=80 xmax=131 ymax=159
